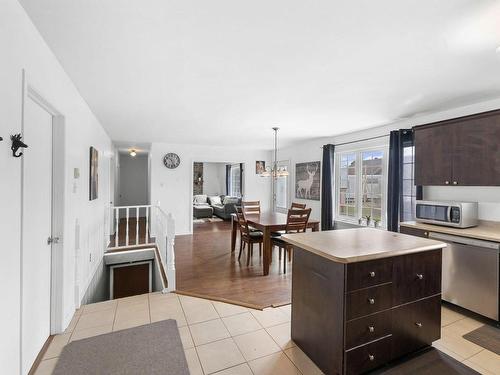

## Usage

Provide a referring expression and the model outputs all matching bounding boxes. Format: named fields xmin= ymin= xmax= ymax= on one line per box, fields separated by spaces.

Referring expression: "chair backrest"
xmin=242 ymin=201 xmax=261 ymax=215
xmin=291 ymin=202 xmax=306 ymax=210
xmin=285 ymin=208 xmax=312 ymax=234
xmin=235 ymin=206 xmax=251 ymax=236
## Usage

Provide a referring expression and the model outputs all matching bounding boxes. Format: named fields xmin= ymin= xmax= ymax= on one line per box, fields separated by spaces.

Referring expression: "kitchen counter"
xmin=282 ymin=227 xmax=445 ymax=263
xmin=400 ymin=220 xmax=500 ymax=243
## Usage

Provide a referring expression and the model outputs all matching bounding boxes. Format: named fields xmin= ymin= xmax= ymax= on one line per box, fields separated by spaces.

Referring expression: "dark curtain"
xmin=225 ymin=164 xmax=231 ymax=195
xmin=387 ymin=129 xmax=421 ymax=232
xmin=239 ymin=163 xmax=244 ymax=197
xmin=321 ymin=144 xmax=335 ymax=231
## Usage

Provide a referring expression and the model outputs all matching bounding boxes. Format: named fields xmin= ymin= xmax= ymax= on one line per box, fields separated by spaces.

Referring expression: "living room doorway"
xmin=191 ymin=161 xmax=244 ymax=233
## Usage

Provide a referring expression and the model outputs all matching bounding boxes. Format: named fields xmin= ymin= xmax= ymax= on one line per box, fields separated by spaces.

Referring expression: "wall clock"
xmin=163 ymin=153 xmax=181 ymax=169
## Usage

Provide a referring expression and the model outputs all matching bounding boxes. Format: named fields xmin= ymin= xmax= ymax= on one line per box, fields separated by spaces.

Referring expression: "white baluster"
xmin=114 ymin=207 xmax=119 ymax=247
xmin=145 ymin=206 xmax=149 ymax=244
xmin=166 ymin=212 xmax=176 ymax=291
xmin=136 ymin=207 xmax=139 ymax=245
xmin=126 ymin=207 xmax=130 ymax=246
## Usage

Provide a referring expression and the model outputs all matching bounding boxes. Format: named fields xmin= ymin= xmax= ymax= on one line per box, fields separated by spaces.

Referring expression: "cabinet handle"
xmin=368 ymin=326 xmax=375 ymax=333
xmin=369 ymin=271 xmax=376 ymax=278
xmin=423 ymin=232 xmax=428 ymax=236
xmin=416 ymin=273 xmax=424 ymax=280
xmin=453 ymin=181 xmax=458 ymax=185
xmin=368 ymin=354 xmax=375 ymax=361
xmin=368 ymin=298 xmax=375 ymax=305
xmin=415 ymin=322 xmax=423 ymax=328
xmin=445 ymin=181 xmax=450 ymax=185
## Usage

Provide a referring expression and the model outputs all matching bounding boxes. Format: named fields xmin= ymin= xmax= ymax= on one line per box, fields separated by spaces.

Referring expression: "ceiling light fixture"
xmin=260 ymin=127 xmax=289 ymax=179
xmin=129 ymin=149 xmax=137 ymax=157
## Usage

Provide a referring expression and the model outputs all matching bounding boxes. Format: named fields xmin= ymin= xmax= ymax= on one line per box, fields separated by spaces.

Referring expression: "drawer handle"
xmin=368 ymin=298 xmax=375 ymax=305
xmin=368 ymin=326 xmax=375 ymax=333
xmin=369 ymin=271 xmax=376 ymax=278
xmin=415 ymin=322 xmax=423 ymax=328
xmin=368 ymin=354 xmax=375 ymax=361
xmin=416 ymin=273 xmax=424 ymax=280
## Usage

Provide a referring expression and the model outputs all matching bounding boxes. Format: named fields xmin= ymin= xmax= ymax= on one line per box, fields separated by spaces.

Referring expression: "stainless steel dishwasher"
xmin=428 ymin=232 xmax=499 ymax=321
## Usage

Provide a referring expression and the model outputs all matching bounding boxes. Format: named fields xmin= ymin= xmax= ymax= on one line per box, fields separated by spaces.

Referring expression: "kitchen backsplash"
xmin=424 ymin=186 xmax=500 ymax=222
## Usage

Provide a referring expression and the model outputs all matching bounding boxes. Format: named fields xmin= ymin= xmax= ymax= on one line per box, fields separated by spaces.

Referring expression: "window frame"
xmin=275 ymin=160 xmax=290 ymax=214
xmin=335 ymin=145 xmax=389 ymax=227
xmin=229 ymin=164 xmax=242 ymax=197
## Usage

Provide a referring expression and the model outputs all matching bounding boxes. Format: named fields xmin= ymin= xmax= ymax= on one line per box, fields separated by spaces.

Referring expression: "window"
xmin=275 ymin=161 xmax=290 ymax=212
xmin=336 ymin=147 xmax=387 ymax=225
xmin=229 ymin=164 xmax=241 ymax=197
xmin=401 ymin=144 xmax=417 ymax=222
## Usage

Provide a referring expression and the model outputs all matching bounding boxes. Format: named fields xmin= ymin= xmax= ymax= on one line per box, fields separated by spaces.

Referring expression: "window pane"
xmin=338 ymin=153 xmax=356 ymax=217
xmin=276 ymin=176 xmax=287 ymax=209
xmin=401 ymin=145 xmax=417 ymax=221
xmin=361 ymin=150 xmax=384 ymax=221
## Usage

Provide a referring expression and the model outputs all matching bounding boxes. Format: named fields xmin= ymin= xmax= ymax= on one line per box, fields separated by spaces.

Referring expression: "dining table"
xmin=231 ymin=212 xmax=320 ymax=275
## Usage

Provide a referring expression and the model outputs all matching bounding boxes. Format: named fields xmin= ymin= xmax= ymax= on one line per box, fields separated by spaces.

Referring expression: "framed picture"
xmin=89 ymin=146 xmax=99 ymax=201
xmin=256 ymin=161 xmax=266 ymax=174
xmin=295 ymin=161 xmax=320 ymax=200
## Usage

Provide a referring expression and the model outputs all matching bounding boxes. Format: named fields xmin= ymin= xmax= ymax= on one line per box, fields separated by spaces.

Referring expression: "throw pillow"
xmin=193 ymin=194 xmax=208 ymax=204
xmin=208 ymin=195 xmax=222 ymax=205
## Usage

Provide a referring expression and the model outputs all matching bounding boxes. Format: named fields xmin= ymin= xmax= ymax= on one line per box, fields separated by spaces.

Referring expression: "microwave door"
xmin=447 ymin=206 xmax=452 ymax=223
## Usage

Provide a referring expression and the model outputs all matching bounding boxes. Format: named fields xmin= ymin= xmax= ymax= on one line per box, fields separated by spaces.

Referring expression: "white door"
xmin=21 ymin=96 xmax=53 ymax=374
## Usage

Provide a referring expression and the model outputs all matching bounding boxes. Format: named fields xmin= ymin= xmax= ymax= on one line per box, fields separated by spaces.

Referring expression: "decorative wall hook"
xmin=11 ymin=134 xmax=28 ymax=157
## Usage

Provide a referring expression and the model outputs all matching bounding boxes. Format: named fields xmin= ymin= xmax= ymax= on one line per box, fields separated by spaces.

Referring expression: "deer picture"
xmin=296 ymin=163 xmax=319 ymax=199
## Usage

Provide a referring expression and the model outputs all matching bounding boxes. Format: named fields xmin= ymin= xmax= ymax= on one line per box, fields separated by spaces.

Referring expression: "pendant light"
xmin=260 ymin=127 xmax=289 ymax=178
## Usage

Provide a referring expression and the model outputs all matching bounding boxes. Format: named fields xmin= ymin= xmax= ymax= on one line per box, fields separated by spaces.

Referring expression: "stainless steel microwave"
xmin=415 ymin=200 xmax=478 ymax=228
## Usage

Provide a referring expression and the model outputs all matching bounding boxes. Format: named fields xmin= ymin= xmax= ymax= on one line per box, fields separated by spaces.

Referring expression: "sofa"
xmin=193 ymin=194 xmax=241 ymax=220
xmin=193 ymin=195 xmax=214 ymax=219
xmin=209 ymin=195 xmax=241 ymax=220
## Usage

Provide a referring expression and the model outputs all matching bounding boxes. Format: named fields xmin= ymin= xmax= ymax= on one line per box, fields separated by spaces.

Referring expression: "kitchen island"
xmin=282 ymin=228 xmax=446 ymax=375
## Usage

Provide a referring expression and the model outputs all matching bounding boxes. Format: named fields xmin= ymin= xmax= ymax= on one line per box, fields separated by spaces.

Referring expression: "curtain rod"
xmin=321 ymin=133 xmax=391 ymax=148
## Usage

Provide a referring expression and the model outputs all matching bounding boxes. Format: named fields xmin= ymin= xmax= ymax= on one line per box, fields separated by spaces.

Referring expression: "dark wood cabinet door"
xmin=414 ymin=124 xmax=453 ymax=186
xmin=393 ymin=249 xmax=442 ymax=305
xmin=453 ymin=113 xmax=500 ymax=186
xmin=392 ymin=295 xmax=441 ymax=359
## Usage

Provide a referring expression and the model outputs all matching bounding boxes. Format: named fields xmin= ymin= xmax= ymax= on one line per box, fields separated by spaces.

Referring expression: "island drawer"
xmin=393 ymin=249 xmax=442 ymax=305
xmin=346 ymin=283 xmax=393 ymax=320
xmin=345 ymin=335 xmax=392 ymax=375
xmin=392 ymin=295 xmax=441 ymax=358
xmin=345 ymin=310 xmax=392 ymax=349
xmin=346 ymin=258 xmax=393 ymax=291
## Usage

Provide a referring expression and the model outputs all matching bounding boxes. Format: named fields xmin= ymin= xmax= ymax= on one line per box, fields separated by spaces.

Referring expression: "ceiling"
xmin=19 ymin=0 xmax=500 ymax=149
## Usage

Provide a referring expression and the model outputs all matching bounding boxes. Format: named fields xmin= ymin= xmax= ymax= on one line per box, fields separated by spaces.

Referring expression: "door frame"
xmin=20 ymin=70 xmax=66 ymax=346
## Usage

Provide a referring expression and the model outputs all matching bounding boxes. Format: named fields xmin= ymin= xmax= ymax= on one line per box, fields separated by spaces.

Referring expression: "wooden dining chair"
xmin=235 ymin=207 xmax=263 ymax=266
xmin=291 ymin=202 xmax=306 ymax=209
xmin=271 ymin=208 xmax=312 ymax=273
xmin=242 ymin=201 xmax=261 ymax=215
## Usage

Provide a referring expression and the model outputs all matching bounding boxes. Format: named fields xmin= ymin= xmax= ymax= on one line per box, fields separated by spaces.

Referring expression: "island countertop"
xmin=282 ymin=227 xmax=446 ymax=263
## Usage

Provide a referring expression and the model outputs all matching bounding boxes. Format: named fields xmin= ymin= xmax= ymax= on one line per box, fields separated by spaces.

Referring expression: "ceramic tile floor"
xmin=34 ymin=293 xmax=500 ymax=375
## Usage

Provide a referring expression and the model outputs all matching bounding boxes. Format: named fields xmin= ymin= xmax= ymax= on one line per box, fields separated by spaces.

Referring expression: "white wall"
xmin=118 ymin=153 xmax=149 ymax=206
xmin=202 ymin=162 xmax=226 ymax=196
xmin=0 ymin=1 xmax=112 ymax=373
xmin=151 ymin=143 xmax=271 ymax=234
xmin=279 ymin=96 xmax=500 ymax=226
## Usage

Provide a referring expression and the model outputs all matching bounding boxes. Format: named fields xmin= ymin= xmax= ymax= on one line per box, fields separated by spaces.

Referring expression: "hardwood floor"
xmin=109 ymin=217 xmax=152 ymax=247
xmin=176 ymin=220 xmax=292 ymax=309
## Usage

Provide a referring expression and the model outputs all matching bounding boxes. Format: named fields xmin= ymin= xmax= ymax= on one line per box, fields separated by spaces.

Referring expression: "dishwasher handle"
xmin=428 ymin=232 xmax=500 ymax=250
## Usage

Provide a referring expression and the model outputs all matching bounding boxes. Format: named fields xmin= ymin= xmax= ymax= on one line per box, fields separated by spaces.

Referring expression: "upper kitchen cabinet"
xmin=414 ymin=123 xmax=453 ymax=186
xmin=415 ymin=109 xmax=500 ymax=186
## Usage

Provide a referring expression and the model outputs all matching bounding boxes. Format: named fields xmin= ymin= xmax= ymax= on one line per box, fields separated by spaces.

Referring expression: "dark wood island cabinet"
xmin=282 ymin=228 xmax=446 ymax=375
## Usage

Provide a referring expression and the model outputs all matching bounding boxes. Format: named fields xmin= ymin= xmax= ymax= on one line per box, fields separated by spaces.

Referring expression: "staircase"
xmin=106 ymin=204 xmax=176 ymax=292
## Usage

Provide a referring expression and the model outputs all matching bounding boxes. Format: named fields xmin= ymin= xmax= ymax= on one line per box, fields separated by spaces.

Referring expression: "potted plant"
xmin=366 ymin=215 xmax=372 ymax=227
xmin=373 ymin=218 xmax=381 ymax=228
